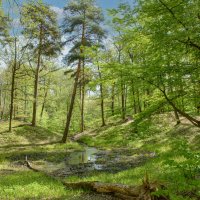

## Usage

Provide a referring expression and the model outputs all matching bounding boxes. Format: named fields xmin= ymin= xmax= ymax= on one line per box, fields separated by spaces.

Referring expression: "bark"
xmin=131 ymin=81 xmax=137 ymax=114
xmin=62 ymin=12 xmax=86 ymax=143
xmin=124 ymin=84 xmax=128 ymax=115
xmin=137 ymin=89 xmax=142 ymax=113
xmin=32 ymin=24 xmax=43 ymax=127
xmin=174 ymin=109 xmax=180 ymax=125
xmin=13 ymin=87 xmax=18 ymax=119
xmin=111 ymin=83 xmax=115 ymax=116
xmin=62 ymin=61 xmax=82 ymax=142
xmin=1 ymin=89 xmax=6 ymax=119
xmin=40 ymin=89 xmax=48 ymax=120
xmin=80 ymin=59 xmax=85 ymax=132
xmin=162 ymin=90 xmax=200 ymax=127
xmin=116 ymin=44 xmax=126 ymax=120
xmin=9 ymin=37 xmax=17 ymax=132
xmin=97 ymin=65 xmax=106 ymax=126
xmin=64 ymin=181 xmax=167 ymax=200
xmin=121 ymin=79 xmax=126 ymax=120
xmin=24 ymin=84 xmax=28 ymax=122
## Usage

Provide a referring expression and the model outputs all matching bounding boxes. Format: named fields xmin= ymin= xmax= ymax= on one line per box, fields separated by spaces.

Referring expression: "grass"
xmin=0 ymin=121 xmax=84 ymax=200
xmin=0 ymin=171 xmax=83 ymax=200
xmin=71 ymin=113 xmax=200 ymax=200
xmin=0 ymin=114 xmax=200 ymax=200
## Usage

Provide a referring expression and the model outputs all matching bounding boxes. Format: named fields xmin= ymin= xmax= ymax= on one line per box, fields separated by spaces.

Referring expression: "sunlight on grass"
xmin=0 ymin=171 xmax=83 ymax=199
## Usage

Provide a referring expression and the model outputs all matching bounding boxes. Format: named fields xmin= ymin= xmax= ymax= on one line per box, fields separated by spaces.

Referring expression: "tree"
xmin=110 ymin=0 xmax=200 ymax=127
xmin=21 ymin=1 xmax=61 ymax=126
xmin=0 ymin=0 xmax=9 ymax=44
xmin=62 ymin=0 xmax=104 ymax=142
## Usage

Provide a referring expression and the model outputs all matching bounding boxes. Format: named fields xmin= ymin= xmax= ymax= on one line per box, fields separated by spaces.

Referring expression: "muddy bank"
xmin=8 ymin=146 xmax=156 ymax=177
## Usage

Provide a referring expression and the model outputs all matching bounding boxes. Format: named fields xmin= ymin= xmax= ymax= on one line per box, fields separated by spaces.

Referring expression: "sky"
xmin=3 ymin=0 xmax=133 ymax=29
xmin=3 ymin=0 xmax=132 ymax=16
xmin=1 ymin=0 xmax=132 ymax=68
xmin=18 ymin=0 xmax=132 ymax=10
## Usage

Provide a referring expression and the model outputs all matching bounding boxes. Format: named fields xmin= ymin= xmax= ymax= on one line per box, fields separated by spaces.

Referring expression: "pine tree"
xmin=21 ymin=1 xmax=61 ymax=127
xmin=62 ymin=0 xmax=104 ymax=142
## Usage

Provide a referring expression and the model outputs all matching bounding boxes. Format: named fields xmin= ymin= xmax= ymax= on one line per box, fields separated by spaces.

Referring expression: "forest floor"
xmin=0 ymin=114 xmax=199 ymax=199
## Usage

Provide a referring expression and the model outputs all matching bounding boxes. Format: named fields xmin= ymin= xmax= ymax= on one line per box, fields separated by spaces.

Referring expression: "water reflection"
xmin=66 ymin=147 xmax=98 ymax=165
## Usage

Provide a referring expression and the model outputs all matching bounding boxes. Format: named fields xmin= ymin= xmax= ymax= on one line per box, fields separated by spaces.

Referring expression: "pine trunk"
xmin=32 ymin=25 xmax=43 ymax=127
xmin=9 ymin=37 xmax=17 ymax=132
xmin=62 ymin=12 xmax=86 ymax=143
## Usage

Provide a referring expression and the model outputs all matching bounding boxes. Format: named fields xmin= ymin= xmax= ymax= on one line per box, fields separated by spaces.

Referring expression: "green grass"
xmin=72 ymin=113 xmax=200 ymax=200
xmin=0 ymin=121 xmax=84 ymax=200
xmin=0 ymin=171 xmax=83 ymax=200
xmin=0 ymin=115 xmax=200 ymax=200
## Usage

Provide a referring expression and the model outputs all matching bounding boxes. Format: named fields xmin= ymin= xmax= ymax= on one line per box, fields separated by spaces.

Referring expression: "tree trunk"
xmin=124 ymin=84 xmax=128 ymax=115
xmin=121 ymin=79 xmax=126 ymax=120
xmin=24 ymin=84 xmax=28 ymax=122
xmin=1 ymin=88 xmax=6 ymax=119
xmin=13 ymin=86 xmax=18 ymax=119
xmin=98 ymin=65 xmax=106 ymax=126
xmin=174 ymin=109 xmax=180 ymax=125
xmin=32 ymin=25 xmax=43 ymax=127
xmin=137 ymin=89 xmax=142 ymax=113
xmin=111 ymin=83 xmax=115 ymax=116
xmin=62 ymin=13 xmax=86 ymax=143
xmin=131 ymin=81 xmax=137 ymax=114
xmin=80 ymin=60 xmax=85 ymax=132
xmin=162 ymin=90 xmax=200 ymax=127
xmin=9 ymin=37 xmax=17 ymax=132
xmin=40 ymin=89 xmax=48 ymax=120
xmin=62 ymin=59 xmax=82 ymax=143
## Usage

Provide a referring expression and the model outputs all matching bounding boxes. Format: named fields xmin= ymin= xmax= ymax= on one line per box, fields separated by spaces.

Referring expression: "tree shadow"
xmin=14 ymin=125 xmax=62 ymax=144
xmin=0 ymin=141 xmax=60 ymax=149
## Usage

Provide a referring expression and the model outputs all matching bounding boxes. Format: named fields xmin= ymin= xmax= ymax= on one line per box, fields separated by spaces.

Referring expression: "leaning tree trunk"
xmin=9 ymin=37 xmax=17 ymax=132
xmin=62 ymin=16 xmax=86 ymax=143
xmin=62 ymin=59 xmax=82 ymax=143
xmin=162 ymin=90 xmax=200 ymax=127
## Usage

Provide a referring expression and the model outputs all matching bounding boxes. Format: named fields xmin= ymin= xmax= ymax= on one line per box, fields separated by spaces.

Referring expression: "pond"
xmin=66 ymin=147 xmax=98 ymax=165
xmin=10 ymin=146 xmax=156 ymax=177
xmin=50 ymin=147 xmax=156 ymax=177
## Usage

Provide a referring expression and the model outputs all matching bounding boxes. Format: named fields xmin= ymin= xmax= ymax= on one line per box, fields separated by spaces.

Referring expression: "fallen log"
xmin=64 ymin=181 xmax=139 ymax=196
xmin=24 ymin=159 xmax=168 ymax=200
xmin=63 ymin=181 xmax=168 ymax=200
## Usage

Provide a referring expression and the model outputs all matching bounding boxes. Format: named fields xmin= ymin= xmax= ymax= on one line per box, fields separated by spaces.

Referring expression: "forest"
xmin=0 ymin=0 xmax=199 ymax=199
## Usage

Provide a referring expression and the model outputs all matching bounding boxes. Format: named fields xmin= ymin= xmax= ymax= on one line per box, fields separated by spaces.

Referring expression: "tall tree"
xmin=62 ymin=0 xmax=104 ymax=142
xmin=110 ymin=0 xmax=200 ymax=126
xmin=21 ymin=1 xmax=61 ymax=126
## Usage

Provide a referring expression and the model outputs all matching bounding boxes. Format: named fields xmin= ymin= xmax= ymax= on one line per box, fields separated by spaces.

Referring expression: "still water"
xmin=66 ymin=147 xmax=98 ymax=165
